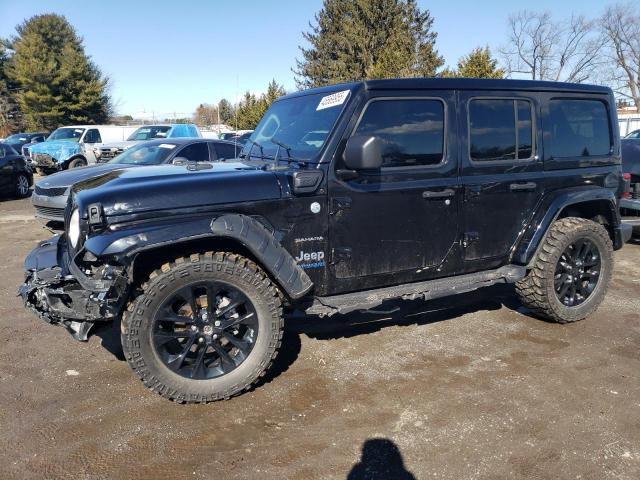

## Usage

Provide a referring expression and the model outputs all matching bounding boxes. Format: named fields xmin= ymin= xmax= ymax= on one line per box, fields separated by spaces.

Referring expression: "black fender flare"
xmin=512 ymin=187 xmax=621 ymax=265
xmin=209 ymin=214 xmax=313 ymax=299
xmin=83 ymin=214 xmax=313 ymax=300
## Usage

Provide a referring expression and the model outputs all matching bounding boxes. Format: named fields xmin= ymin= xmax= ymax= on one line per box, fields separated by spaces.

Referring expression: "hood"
xmin=100 ymin=140 xmax=142 ymax=150
xmin=35 ymin=163 xmax=136 ymax=191
xmin=73 ymin=161 xmax=282 ymax=217
xmin=29 ymin=140 xmax=81 ymax=162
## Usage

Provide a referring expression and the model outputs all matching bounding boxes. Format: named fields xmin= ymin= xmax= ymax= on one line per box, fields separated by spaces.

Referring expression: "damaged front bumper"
xmin=18 ymin=235 xmax=128 ymax=341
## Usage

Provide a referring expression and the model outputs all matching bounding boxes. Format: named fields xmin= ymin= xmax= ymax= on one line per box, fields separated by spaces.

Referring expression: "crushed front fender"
xmin=19 ymin=235 xmax=128 ymax=341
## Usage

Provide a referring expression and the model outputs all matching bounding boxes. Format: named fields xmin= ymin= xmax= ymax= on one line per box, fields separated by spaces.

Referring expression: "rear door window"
xmin=177 ymin=142 xmax=210 ymax=162
xmin=353 ymin=98 xmax=445 ymax=168
xmin=214 ymin=143 xmax=240 ymax=160
xmin=548 ymin=99 xmax=611 ymax=158
xmin=469 ymin=99 xmax=534 ymax=161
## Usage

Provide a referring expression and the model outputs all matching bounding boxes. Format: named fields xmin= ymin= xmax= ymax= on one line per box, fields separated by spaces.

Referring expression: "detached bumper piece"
xmin=18 ymin=235 xmax=127 ymax=341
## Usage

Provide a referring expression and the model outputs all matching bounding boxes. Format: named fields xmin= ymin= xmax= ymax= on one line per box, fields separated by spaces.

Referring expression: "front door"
xmin=328 ymin=92 xmax=461 ymax=293
xmin=458 ymin=91 xmax=545 ymax=270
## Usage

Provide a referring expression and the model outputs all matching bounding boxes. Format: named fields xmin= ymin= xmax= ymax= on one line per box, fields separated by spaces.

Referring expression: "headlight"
xmin=68 ymin=209 xmax=80 ymax=248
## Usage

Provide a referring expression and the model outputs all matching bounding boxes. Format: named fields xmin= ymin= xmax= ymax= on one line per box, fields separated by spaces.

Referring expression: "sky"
xmin=0 ymin=0 xmax=613 ymax=119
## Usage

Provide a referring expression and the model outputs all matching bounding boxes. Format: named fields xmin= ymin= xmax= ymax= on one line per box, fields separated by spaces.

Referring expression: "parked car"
xmin=620 ymin=138 xmax=640 ymax=235
xmin=27 ymin=125 xmax=138 ymax=175
xmin=0 ymin=142 xmax=33 ymax=198
xmin=219 ymin=130 xmax=253 ymax=144
xmin=20 ymin=78 xmax=632 ymax=403
xmin=31 ymin=138 xmax=241 ymax=223
xmin=3 ymin=132 xmax=48 ymax=154
xmin=624 ymin=129 xmax=640 ymax=139
xmin=94 ymin=124 xmax=202 ymax=162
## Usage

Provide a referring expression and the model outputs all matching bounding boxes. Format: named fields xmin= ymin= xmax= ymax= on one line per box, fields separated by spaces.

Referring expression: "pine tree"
xmin=0 ymin=40 xmax=21 ymax=135
xmin=6 ymin=14 xmax=111 ymax=131
xmin=455 ymin=47 xmax=504 ymax=79
xmin=217 ymin=98 xmax=235 ymax=125
xmin=295 ymin=0 xmax=444 ymax=88
xmin=235 ymin=80 xmax=286 ymax=130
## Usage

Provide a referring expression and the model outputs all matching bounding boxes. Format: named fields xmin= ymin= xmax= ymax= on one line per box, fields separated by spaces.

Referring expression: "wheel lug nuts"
xmin=190 ymin=325 xmax=197 ymax=331
xmin=214 ymin=321 xmax=221 ymax=327
xmin=212 ymin=334 xmax=218 ymax=340
xmin=198 ymin=337 xmax=204 ymax=343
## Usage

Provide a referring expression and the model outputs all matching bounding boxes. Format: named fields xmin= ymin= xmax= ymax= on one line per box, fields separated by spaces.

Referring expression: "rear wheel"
xmin=14 ymin=173 xmax=30 ymax=198
xmin=122 ymin=252 xmax=283 ymax=403
xmin=515 ymin=217 xmax=613 ymax=323
xmin=68 ymin=157 xmax=87 ymax=169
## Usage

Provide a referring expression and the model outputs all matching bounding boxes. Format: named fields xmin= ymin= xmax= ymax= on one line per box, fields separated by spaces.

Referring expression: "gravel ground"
xmin=0 ymin=192 xmax=639 ymax=480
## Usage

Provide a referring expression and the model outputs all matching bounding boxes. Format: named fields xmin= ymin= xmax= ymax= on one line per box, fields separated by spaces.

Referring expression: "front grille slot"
xmin=34 ymin=185 xmax=67 ymax=196
xmin=35 ymin=205 xmax=65 ymax=219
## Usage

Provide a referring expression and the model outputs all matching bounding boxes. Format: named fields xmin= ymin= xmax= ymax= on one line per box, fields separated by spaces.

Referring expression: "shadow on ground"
xmin=92 ymin=283 xmax=532 ymax=389
xmin=348 ymin=438 xmax=416 ymax=480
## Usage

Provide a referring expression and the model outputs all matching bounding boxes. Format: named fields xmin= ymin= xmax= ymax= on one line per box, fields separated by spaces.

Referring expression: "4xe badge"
xmin=295 ymin=250 xmax=325 ymax=269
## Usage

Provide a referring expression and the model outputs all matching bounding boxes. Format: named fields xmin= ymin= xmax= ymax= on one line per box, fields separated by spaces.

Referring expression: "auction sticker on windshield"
xmin=316 ymin=90 xmax=350 ymax=111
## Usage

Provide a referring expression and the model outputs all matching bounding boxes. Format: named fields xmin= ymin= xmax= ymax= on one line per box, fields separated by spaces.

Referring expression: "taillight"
xmin=623 ymin=173 xmax=631 ymax=198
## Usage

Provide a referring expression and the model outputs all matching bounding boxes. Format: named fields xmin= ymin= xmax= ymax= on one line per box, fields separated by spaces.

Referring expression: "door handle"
xmin=422 ymin=188 xmax=455 ymax=199
xmin=509 ymin=182 xmax=537 ymax=192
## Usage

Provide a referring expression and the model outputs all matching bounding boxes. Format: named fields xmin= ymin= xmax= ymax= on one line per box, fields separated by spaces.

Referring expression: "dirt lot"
xmin=0 ymin=193 xmax=638 ymax=480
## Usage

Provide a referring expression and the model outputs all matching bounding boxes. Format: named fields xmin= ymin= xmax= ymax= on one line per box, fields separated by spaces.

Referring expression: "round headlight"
xmin=68 ymin=209 xmax=80 ymax=248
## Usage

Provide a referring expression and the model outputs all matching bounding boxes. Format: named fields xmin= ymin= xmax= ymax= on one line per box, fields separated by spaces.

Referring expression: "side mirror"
xmin=343 ymin=135 xmax=383 ymax=170
xmin=172 ymin=157 xmax=189 ymax=165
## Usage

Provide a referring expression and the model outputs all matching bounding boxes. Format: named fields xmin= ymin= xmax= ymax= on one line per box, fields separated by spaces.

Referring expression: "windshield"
xmin=624 ymin=130 xmax=640 ymax=139
xmin=127 ymin=126 xmax=172 ymax=141
xmin=48 ymin=127 xmax=85 ymax=142
xmin=242 ymin=89 xmax=350 ymax=161
xmin=4 ymin=134 xmax=28 ymax=144
xmin=109 ymin=142 xmax=176 ymax=165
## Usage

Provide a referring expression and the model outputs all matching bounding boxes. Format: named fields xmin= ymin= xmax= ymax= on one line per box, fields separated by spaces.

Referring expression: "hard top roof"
xmin=279 ymin=77 xmax=611 ymax=101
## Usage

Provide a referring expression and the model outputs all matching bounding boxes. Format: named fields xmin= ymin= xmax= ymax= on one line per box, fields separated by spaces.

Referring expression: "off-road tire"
xmin=515 ymin=217 xmax=613 ymax=323
xmin=121 ymin=251 xmax=283 ymax=403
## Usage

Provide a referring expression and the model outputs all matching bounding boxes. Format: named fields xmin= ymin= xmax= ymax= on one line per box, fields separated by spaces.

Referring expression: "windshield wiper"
xmin=244 ymin=139 xmax=266 ymax=160
xmin=270 ymin=136 xmax=292 ymax=163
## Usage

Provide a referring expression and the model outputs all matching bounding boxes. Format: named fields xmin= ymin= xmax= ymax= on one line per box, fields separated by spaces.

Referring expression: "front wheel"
xmin=122 ymin=252 xmax=283 ymax=403
xmin=68 ymin=157 xmax=87 ymax=169
xmin=515 ymin=217 xmax=613 ymax=323
xmin=14 ymin=173 xmax=31 ymax=198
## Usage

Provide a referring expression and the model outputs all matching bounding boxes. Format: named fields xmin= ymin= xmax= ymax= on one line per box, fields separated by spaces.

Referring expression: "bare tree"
xmin=501 ymin=10 xmax=605 ymax=83
xmin=600 ymin=3 xmax=640 ymax=109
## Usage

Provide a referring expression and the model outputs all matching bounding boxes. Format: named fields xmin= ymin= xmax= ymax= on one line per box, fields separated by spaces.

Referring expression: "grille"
xmin=34 ymin=185 xmax=68 ymax=197
xmin=99 ymin=147 xmax=124 ymax=160
xmin=35 ymin=205 xmax=65 ymax=219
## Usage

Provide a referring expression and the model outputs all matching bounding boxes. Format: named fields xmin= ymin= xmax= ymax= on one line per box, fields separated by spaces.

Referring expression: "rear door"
xmin=0 ymin=145 xmax=12 ymax=189
xmin=458 ymin=91 xmax=544 ymax=271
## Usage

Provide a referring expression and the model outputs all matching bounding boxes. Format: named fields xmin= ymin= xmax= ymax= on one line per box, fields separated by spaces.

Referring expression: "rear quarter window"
xmin=548 ymin=99 xmax=611 ymax=158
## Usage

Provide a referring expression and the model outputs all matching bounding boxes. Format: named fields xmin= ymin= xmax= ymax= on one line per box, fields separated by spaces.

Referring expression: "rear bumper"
xmin=19 ymin=235 xmax=127 ymax=340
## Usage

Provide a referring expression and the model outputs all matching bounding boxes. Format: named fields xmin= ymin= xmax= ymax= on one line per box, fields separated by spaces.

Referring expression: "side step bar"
xmin=305 ymin=265 xmax=526 ymax=317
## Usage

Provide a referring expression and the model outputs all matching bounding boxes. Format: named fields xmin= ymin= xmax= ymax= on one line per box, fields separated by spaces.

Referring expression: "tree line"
xmin=1 ymin=1 xmax=639 ymax=137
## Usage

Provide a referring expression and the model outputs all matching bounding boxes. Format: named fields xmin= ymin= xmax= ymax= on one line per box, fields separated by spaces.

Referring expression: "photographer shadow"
xmin=348 ymin=438 xmax=416 ymax=480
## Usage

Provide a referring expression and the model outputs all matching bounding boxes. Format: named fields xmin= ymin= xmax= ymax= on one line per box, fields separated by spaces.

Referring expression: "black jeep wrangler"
xmin=20 ymin=78 xmax=632 ymax=403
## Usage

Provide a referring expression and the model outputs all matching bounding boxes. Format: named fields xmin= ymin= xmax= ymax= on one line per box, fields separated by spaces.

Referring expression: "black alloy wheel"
xmin=554 ymin=239 xmax=601 ymax=307
xmin=152 ymin=281 xmax=259 ymax=380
